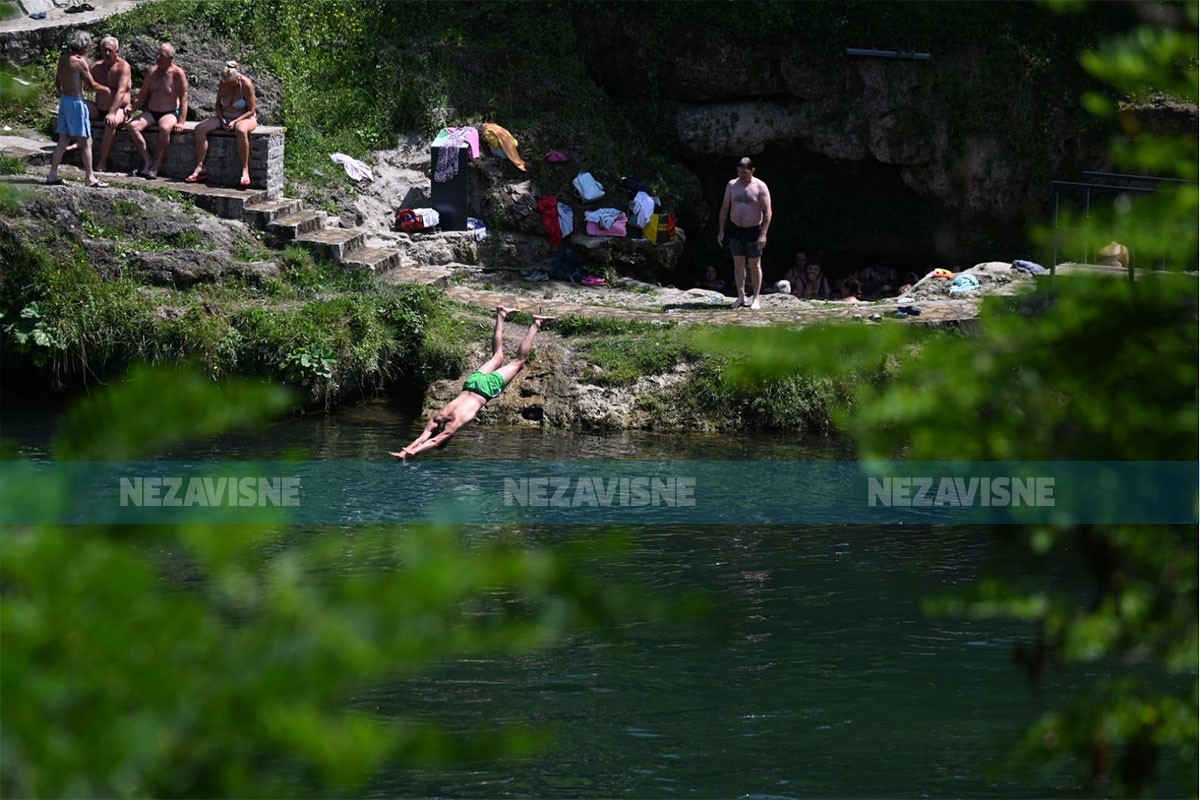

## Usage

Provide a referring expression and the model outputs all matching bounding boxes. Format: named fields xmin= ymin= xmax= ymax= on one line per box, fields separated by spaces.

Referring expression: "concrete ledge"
xmin=69 ymin=119 xmax=286 ymax=196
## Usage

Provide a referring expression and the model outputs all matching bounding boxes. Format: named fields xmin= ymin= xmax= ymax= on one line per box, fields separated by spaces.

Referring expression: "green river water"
xmin=4 ymin=401 xmax=1140 ymax=798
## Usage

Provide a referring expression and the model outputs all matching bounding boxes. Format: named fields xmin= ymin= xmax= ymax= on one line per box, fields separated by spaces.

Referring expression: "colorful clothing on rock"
xmin=434 ymin=127 xmax=474 ymax=182
xmin=481 ymin=123 xmax=526 ymax=171
xmin=630 ymin=191 xmax=654 ymax=228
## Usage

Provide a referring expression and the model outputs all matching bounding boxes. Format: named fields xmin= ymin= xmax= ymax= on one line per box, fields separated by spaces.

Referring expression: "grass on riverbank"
xmin=0 ymin=233 xmax=472 ymax=408
xmin=553 ymin=314 xmax=877 ymax=433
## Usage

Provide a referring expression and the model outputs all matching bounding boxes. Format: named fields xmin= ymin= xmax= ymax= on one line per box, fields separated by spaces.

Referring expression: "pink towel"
xmin=443 ymin=126 xmax=480 ymax=159
xmin=586 ymin=212 xmax=627 ymax=238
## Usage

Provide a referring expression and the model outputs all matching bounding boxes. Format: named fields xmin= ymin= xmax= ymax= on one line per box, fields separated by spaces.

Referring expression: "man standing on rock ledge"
xmin=46 ymin=30 xmax=107 ymax=188
xmin=390 ymin=307 xmax=554 ymax=460
xmin=717 ymin=156 xmax=772 ymax=310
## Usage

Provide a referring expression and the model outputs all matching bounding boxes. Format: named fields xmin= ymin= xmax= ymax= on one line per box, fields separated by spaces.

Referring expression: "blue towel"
xmin=1011 ymin=259 xmax=1049 ymax=275
xmin=949 ymin=273 xmax=981 ymax=294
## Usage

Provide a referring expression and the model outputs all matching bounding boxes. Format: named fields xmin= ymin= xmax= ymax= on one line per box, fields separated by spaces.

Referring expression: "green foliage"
xmin=572 ymin=327 xmax=696 ymax=387
xmin=1042 ymin=2 xmax=1198 ymax=269
xmin=699 ymin=2 xmax=1199 ymax=793
xmin=0 ymin=58 xmax=54 ymax=126
xmin=0 ymin=154 xmax=24 ymax=175
xmin=551 ymin=313 xmax=677 ymax=338
xmin=0 ymin=229 xmax=466 ymax=404
xmin=4 ymin=301 xmax=67 ymax=365
xmin=1 ymin=365 xmax=650 ymax=796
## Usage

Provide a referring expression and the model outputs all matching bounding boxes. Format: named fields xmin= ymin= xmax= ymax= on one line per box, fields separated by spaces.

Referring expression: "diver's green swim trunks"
xmin=463 ymin=370 xmax=506 ymax=400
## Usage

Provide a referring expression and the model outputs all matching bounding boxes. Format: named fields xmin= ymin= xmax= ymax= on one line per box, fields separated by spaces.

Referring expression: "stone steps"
xmin=243 ymin=197 xmax=303 ymax=227
xmin=268 ymin=209 xmax=326 ymax=239
xmin=188 ymin=186 xmax=270 ymax=220
xmin=341 ymin=246 xmax=402 ymax=273
xmin=293 ymin=227 xmax=366 ymax=262
xmin=376 ymin=266 xmax=454 ymax=287
xmin=4 ymin=155 xmax=460 ymax=285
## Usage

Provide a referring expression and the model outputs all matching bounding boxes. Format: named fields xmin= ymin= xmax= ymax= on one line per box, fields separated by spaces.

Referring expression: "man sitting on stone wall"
xmin=88 ymin=35 xmax=132 ymax=173
xmin=126 ymin=42 xmax=189 ymax=179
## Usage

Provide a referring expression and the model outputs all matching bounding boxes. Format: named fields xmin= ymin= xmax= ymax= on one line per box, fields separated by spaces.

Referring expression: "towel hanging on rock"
xmin=481 ymin=123 xmax=526 ymax=171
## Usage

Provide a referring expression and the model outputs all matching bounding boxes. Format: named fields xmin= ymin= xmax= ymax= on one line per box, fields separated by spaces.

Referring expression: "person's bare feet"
xmin=497 ymin=305 xmax=518 ymax=320
xmin=532 ymin=315 xmax=555 ymax=327
xmin=388 ymin=450 xmax=410 ymax=460
xmin=750 ymin=297 xmax=761 ymax=310
xmin=731 ymin=297 xmax=745 ymax=310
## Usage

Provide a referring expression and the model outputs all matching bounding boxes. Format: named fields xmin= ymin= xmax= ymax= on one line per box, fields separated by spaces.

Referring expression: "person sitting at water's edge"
xmin=698 ymin=264 xmax=728 ymax=294
xmin=390 ymin=307 xmax=554 ymax=461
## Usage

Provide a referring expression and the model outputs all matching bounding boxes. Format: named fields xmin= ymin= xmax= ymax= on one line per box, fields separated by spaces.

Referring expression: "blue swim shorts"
xmin=57 ymin=95 xmax=90 ymax=138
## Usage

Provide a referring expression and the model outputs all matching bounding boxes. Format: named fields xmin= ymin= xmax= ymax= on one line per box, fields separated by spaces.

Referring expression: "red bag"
xmin=394 ymin=208 xmax=422 ymax=233
xmin=538 ymin=194 xmax=563 ymax=247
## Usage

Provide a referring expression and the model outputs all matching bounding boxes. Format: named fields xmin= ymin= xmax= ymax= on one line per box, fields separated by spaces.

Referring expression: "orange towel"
xmin=481 ymin=122 xmax=526 ymax=172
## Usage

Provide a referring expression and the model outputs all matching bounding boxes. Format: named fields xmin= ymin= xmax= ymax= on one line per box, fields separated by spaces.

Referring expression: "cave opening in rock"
xmin=681 ymin=142 xmax=956 ymax=289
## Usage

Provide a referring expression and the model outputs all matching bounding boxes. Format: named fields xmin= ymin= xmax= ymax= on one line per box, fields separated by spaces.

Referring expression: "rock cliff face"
xmin=574 ymin=13 xmax=1135 ymax=259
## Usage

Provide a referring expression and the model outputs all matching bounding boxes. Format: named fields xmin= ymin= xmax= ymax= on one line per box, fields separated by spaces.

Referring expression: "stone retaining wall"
xmin=76 ymin=120 xmax=285 ymax=196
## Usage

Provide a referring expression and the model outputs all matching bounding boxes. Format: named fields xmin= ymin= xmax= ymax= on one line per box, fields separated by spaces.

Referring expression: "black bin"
xmin=430 ymin=145 xmax=469 ymax=231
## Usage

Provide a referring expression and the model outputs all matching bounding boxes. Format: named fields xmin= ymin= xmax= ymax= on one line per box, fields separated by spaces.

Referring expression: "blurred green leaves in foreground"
xmin=702 ymin=2 xmax=1197 ymax=795
xmin=1 ymin=367 xmax=661 ymax=797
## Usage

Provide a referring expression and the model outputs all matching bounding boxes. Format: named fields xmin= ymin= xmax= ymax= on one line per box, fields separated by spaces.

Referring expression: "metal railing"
xmin=1049 ymin=171 xmax=1195 ymax=278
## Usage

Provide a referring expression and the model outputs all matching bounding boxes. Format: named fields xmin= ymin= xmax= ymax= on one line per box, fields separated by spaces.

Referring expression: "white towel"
xmin=330 ymin=152 xmax=373 ymax=182
xmin=630 ymin=191 xmax=654 ymax=228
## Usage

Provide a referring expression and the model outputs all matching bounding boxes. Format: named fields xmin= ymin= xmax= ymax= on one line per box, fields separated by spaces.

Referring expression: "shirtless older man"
xmin=88 ymin=36 xmax=132 ymax=173
xmin=717 ymin=156 xmax=773 ymax=310
xmin=126 ymin=42 xmax=189 ymax=179
xmin=47 ymin=31 xmax=106 ymax=188
xmin=390 ymin=307 xmax=553 ymax=460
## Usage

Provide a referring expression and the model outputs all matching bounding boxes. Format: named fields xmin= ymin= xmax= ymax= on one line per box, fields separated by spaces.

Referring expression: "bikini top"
xmin=220 ymin=78 xmax=247 ymax=111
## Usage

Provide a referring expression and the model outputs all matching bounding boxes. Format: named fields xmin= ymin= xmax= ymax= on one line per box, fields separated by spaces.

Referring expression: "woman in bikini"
xmin=186 ymin=61 xmax=257 ymax=187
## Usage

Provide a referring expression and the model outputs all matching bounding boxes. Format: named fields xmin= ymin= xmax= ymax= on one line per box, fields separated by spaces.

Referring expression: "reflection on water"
xmin=3 ymin=400 xmax=1101 ymax=798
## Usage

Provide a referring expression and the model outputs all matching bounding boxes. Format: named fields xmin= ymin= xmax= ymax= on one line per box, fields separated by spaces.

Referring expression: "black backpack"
xmin=549 ymin=247 xmax=582 ymax=283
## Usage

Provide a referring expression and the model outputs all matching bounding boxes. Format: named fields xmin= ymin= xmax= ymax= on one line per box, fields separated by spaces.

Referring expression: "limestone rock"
xmin=565 ymin=230 xmax=686 ymax=282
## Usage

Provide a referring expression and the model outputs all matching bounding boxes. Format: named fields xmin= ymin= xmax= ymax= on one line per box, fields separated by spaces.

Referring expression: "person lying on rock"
xmin=390 ymin=307 xmax=553 ymax=461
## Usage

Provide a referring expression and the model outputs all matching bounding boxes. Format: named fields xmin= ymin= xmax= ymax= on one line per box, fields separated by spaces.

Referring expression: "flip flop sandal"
xmin=87 ymin=180 xmax=109 ymax=188
xmin=45 ymin=177 xmax=65 ymax=186
xmin=184 ymin=172 xmax=207 ymax=183
xmin=239 ymin=176 xmax=252 ymax=187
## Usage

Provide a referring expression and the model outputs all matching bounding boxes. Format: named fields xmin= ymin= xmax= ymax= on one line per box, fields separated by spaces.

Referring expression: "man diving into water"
xmin=390 ymin=306 xmax=554 ymax=460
